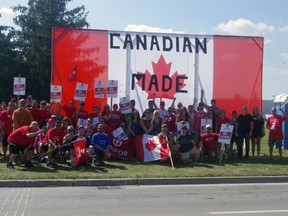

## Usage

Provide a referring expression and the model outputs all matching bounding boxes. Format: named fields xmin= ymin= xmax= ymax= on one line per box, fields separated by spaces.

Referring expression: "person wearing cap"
xmin=39 ymin=120 xmax=64 ymax=168
xmin=176 ymin=125 xmax=200 ymax=164
xmin=158 ymin=124 xmax=175 ymax=159
xmin=200 ymin=124 xmax=219 ymax=159
xmin=90 ymin=124 xmax=111 ymax=166
xmin=74 ymin=101 xmax=88 ymax=129
xmin=12 ymin=99 xmax=33 ymax=130
xmin=39 ymin=100 xmax=52 ymax=128
xmin=6 ymin=121 xmax=45 ymax=169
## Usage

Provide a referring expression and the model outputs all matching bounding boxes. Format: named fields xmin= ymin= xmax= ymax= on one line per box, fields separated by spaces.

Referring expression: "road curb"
xmin=0 ymin=176 xmax=288 ymax=188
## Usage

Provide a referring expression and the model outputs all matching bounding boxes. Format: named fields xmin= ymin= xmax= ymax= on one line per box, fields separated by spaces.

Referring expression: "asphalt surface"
xmin=1 ymin=176 xmax=288 ymax=188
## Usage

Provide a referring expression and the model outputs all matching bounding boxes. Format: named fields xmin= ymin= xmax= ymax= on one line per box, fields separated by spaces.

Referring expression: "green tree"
xmin=0 ymin=14 xmax=24 ymax=102
xmin=12 ymin=0 xmax=89 ymax=100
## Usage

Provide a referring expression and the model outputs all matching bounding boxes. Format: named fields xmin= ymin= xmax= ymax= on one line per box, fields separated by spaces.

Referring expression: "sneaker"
xmin=25 ymin=161 xmax=34 ymax=167
xmin=7 ymin=162 xmax=15 ymax=169
xmin=40 ymin=156 xmax=47 ymax=163
xmin=99 ymin=161 xmax=105 ymax=166
xmin=47 ymin=162 xmax=55 ymax=169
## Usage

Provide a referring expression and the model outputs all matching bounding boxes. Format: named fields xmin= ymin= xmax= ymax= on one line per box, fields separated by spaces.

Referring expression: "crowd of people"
xmin=0 ymin=89 xmax=286 ymax=170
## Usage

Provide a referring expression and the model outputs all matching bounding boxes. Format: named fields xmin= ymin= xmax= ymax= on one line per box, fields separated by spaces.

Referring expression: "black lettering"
xmin=175 ymin=36 xmax=180 ymax=52
xmin=110 ymin=33 xmax=120 ymax=49
xmin=136 ymin=34 xmax=147 ymax=50
xmin=150 ymin=35 xmax=160 ymax=51
xmin=131 ymin=74 xmax=145 ymax=90
xmin=162 ymin=75 xmax=172 ymax=92
xmin=176 ymin=76 xmax=188 ymax=93
xmin=183 ymin=37 xmax=192 ymax=53
xmin=196 ymin=37 xmax=207 ymax=54
xmin=148 ymin=75 xmax=159 ymax=91
xmin=163 ymin=36 xmax=173 ymax=51
xmin=123 ymin=33 xmax=133 ymax=49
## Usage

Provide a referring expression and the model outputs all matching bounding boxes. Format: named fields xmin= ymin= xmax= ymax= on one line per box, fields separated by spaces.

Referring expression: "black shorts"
xmin=9 ymin=143 xmax=33 ymax=154
xmin=2 ymin=134 xmax=9 ymax=147
xmin=42 ymin=142 xmax=59 ymax=159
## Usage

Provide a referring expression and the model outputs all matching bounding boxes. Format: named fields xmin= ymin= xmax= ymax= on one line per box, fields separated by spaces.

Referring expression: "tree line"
xmin=0 ymin=0 xmax=89 ymax=102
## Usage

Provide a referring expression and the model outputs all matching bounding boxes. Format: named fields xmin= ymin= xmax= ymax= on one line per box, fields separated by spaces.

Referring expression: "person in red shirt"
xmin=26 ymin=100 xmax=41 ymax=123
xmin=266 ymin=107 xmax=286 ymax=160
xmin=7 ymin=121 xmax=45 ymax=169
xmin=39 ymin=100 xmax=52 ymax=128
xmin=215 ymin=109 xmax=230 ymax=157
xmin=193 ymin=102 xmax=208 ymax=145
xmin=200 ymin=124 xmax=219 ymax=159
xmin=0 ymin=101 xmax=14 ymax=159
xmin=75 ymin=101 xmax=89 ymax=129
xmin=101 ymin=104 xmax=111 ymax=123
xmin=106 ymin=104 xmax=123 ymax=132
xmin=61 ymin=100 xmax=77 ymax=126
xmin=163 ymin=107 xmax=176 ymax=134
xmin=39 ymin=121 xmax=64 ymax=169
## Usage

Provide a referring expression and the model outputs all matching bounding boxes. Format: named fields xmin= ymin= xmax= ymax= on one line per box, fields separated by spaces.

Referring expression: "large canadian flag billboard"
xmin=52 ymin=28 xmax=263 ymax=115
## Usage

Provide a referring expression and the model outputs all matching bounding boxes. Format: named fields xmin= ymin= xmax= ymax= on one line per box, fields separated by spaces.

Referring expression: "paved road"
xmin=1 ymin=183 xmax=288 ymax=216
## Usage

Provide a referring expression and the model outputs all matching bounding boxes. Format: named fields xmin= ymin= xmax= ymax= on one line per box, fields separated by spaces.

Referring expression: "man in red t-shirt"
xmin=75 ymin=101 xmax=88 ymax=129
xmin=200 ymin=124 xmax=219 ymax=159
xmin=0 ymin=101 xmax=14 ymax=159
xmin=26 ymin=100 xmax=41 ymax=123
xmin=7 ymin=121 xmax=45 ymax=169
xmin=266 ymin=107 xmax=286 ymax=160
xmin=39 ymin=121 xmax=64 ymax=169
xmin=62 ymin=100 xmax=77 ymax=126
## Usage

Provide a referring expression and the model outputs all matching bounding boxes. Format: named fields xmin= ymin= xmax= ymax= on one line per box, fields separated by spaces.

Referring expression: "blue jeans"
xmin=237 ymin=132 xmax=250 ymax=158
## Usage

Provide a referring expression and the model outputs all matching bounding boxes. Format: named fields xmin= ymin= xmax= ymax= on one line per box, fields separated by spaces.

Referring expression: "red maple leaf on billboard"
xmin=136 ymin=55 xmax=187 ymax=100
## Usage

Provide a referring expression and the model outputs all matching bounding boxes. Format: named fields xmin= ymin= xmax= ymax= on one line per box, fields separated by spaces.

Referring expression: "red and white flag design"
xmin=52 ymin=28 xmax=263 ymax=116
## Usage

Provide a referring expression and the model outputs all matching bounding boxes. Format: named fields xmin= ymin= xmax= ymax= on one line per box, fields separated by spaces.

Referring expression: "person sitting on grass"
xmin=176 ymin=125 xmax=200 ymax=164
xmin=200 ymin=124 xmax=218 ymax=160
xmin=89 ymin=124 xmax=111 ymax=166
xmin=39 ymin=120 xmax=64 ymax=169
xmin=7 ymin=121 xmax=45 ymax=169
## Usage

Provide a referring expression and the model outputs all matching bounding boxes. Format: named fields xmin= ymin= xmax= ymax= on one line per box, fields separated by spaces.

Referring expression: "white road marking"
xmin=209 ymin=209 xmax=288 ymax=214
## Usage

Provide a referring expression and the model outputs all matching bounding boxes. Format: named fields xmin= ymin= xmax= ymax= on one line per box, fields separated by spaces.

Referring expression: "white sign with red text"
xmin=106 ymin=80 xmax=118 ymax=98
xmin=13 ymin=77 xmax=26 ymax=96
xmin=218 ymin=124 xmax=234 ymax=145
xmin=50 ymin=85 xmax=62 ymax=102
xmin=74 ymin=82 xmax=88 ymax=101
xmin=94 ymin=81 xmax=104 ymax=98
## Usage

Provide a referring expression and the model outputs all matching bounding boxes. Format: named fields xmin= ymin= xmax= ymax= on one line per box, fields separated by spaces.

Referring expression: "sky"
xmin=1 ymin=0 xmax=288 ymax=100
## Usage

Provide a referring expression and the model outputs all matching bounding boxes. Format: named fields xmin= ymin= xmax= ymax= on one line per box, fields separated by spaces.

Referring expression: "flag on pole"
xmin=134 ymin=134 xmax=170 ymax=162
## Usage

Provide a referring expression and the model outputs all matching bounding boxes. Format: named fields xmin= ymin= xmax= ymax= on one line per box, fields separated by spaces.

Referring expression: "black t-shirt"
xmin=176 ymin=133 xmax=194 ymax=153
xmin=237 ymin=114 xmax=253 ymax=133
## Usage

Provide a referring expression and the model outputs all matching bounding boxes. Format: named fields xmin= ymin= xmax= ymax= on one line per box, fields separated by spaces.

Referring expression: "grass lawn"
xmin=0 ymin=129 xmax=287 ymax=180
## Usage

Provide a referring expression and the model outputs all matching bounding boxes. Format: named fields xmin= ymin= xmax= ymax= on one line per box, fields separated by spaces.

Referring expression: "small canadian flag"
xmin=68 ymin=64 xmax=78 ymax=82
xmin=143 ymin=134 xmax=170 ymax=162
